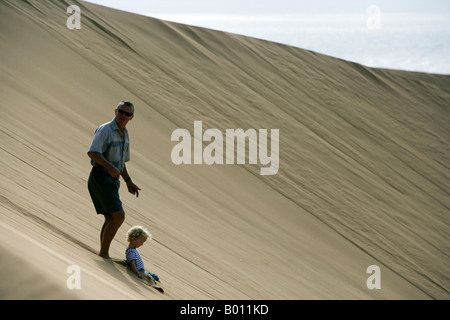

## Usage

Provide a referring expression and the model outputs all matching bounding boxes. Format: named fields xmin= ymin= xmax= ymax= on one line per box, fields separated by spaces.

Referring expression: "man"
xmin=87 ymin=101 xmax=141 ymax=258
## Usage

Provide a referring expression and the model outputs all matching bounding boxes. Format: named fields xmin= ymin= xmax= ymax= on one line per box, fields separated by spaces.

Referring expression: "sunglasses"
xmin=117 ymin=108 xmax=133 ymax=117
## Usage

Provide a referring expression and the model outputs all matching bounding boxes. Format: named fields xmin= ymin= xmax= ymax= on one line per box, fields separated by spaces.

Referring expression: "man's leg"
xmin=99 ymin=210 xmax=125 ymax=258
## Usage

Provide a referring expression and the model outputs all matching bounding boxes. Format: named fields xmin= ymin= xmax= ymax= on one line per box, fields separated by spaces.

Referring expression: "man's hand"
xmin=108 ymin=166 xmax=121 ymax=179
xmin=126 ymin=180 xmax=141 ymax=197
xmin=87 ymin=151 xmax=120 ymax=179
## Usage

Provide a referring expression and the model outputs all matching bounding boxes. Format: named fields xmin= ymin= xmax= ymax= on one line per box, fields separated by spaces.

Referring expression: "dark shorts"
xmin=88 ymin=168 xmax=123 ymax=216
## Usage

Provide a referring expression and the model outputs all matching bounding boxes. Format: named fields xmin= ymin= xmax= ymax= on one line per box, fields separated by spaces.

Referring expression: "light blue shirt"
xmin=126 ymin=247 xmax=145 ymax=271
xmin=88 ymin=119 xmax=130 ymax=173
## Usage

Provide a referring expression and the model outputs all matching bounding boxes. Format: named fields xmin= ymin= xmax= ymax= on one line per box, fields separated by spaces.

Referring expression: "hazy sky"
xmin=84 ymin=0 xmax=450 ymax=14
xmin=83 ymin=1 xmax=450 ymax=74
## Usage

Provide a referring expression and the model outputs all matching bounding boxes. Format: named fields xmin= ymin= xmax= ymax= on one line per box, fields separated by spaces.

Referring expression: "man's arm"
xmin=87 ymin=151 xmax=120 ymax=179
xmin=121 ymin=163 xmax=141 ymax=197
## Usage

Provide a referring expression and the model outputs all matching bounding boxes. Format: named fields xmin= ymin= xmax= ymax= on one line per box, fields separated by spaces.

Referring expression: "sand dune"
xmin=1 ymin=0 xmax=449 ymax=300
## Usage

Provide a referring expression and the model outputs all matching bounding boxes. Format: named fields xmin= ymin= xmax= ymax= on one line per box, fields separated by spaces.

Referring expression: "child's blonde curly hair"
xmin=127 ymin=225 xmax=151 ymax=242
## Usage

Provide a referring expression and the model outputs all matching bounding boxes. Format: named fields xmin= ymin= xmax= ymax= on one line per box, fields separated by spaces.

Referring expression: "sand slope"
xmin=0 ymin=0 xmax=448 ymax=299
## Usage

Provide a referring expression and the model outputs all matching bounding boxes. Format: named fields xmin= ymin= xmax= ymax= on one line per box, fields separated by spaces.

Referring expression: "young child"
xmin=125 ymin=225 xmax=160 ymax=284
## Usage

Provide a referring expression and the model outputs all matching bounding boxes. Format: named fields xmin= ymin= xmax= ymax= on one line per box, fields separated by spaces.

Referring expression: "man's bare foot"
xmin=99 ymin=253 xmax=111 ymax=259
